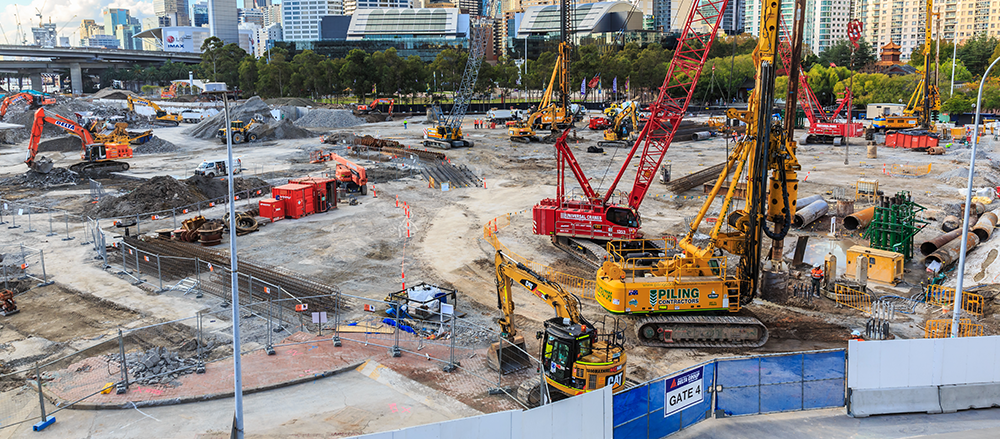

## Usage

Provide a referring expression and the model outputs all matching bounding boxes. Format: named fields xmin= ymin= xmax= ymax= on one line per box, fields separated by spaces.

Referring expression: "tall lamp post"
xmin=207 ymin=86 xmax=245 ymax=437
xmin=951 ymin=56 xmax=1000 ymax=337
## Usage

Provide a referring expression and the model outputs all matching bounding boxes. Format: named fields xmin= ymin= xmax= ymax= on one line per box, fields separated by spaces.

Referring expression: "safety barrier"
xmin=925 ymin=285 xmax=984 ymax=316
xmin=887 ymin=163 xmax=932 ymax=177
xmin=924 ymin=318 xmax=985 ymax=338
xmin=613 ymin=349 xmax=846 ymax=438
xmin=833 ymin=284 xmax=872 ymax=315
xmin=482 ymin=211 xmax=595 ymax=301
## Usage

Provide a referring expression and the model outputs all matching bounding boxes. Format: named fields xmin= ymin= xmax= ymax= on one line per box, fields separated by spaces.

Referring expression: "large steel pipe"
xmin=943 ymin=214 xmax=979 ymax=232
xmin=795 ymin=194 xmax=823 ymax=209
xmin=972 ymin=211 xmax=998 ymax=242
xmin=920 ymin=229 xmax=962 ymax=256
xmin=844 ymin=206 xmax=875 ymax=230
xmin=925 ymin=232 xmax=980 ymax=267
xmin=793 ymin=200 xmax=829 ymax=228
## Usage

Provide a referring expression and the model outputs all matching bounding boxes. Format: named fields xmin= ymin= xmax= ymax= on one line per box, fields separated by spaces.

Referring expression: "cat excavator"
xmin=597 ymin=100 xmax=640 ymax=148
xmin=595 ymin=0 xmax=806 ymax=348
xmin=491 ymin=250 xmax=627 ymax=407
xmin=126 ymin=96 xmax=183 ymax=126
xmin=25 ymin=108 xmax=133 ymax=174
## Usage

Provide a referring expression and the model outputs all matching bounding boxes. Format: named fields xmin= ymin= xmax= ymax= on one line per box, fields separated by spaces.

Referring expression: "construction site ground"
xmin=1 ymin=106 xmax=999 ymax=436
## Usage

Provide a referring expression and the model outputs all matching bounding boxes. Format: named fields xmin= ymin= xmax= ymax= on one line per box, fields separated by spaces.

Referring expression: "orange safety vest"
xmin=811 ymin=268 xmax=824 ymax=279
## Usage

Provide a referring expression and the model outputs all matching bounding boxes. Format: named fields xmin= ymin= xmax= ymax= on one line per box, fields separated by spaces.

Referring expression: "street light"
xmin=205 ymin=86 xmax=245 ymax=438
xmin=951 ymin=56 xmax=1000 ymax=338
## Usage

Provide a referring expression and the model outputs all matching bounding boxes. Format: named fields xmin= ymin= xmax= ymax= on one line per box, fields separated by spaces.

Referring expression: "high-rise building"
xmin=31 ymin=22 xmax=58 ymax=46
xmin=282 ymin=0 xmax=344 ymax=40
xmin=209 ymin=0 xmax=240 ymax=45
xmin=240 ymin=8 xmax=266 ymax=27
xmin=343 ymin=0 xmax=409 ymax=16
xmin=652 ymin=0 xmax=670 ymax=32
xmin=155 ymin=0 xmax=192 ymax=27
xmin=252 ymin=0 xmax=272 ymax=7
xmin=264 ymin=4 xmax=283 ymax=27
xmin=192 ymin=2 xmax=210 ymax=27
xmin=103 ymin=9 xmax=132 ymax=48
xmin=745 ymin=0 xmax=848 ymax=55
xmin=855 ymin=0 xmax=1000 ymax=59
xmin=85 ymin=34 xmax=121 ymax=48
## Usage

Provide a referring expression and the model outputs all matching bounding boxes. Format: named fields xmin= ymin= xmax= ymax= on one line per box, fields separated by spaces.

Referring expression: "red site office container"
xmin=272 ymin=183 xmax=313 ymax=219
xmin=259 ymin=198 xmax=285 ymax=221
xmin=288 ymin=177 xmax=338 ymax=212
xmin=885 ymin=131 xmax=939 ymax=149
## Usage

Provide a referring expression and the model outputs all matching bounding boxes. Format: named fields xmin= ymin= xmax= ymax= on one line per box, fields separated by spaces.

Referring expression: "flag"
xmin=581 ymin=78 xmax=586 ymax=95
xmin=372 ymin=83 xmax=377 ymax=94
xmin=613 ymin=77 xmax=617 ymax=93
xmin=625 ymin=77 xmax=630 ymax=93
xmin=587 ymin=74 xmax=600 ymax=88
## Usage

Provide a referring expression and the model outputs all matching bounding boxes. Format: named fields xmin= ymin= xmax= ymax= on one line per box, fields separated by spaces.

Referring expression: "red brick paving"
xmin=42 ymin=331 xmax=523 ymax=413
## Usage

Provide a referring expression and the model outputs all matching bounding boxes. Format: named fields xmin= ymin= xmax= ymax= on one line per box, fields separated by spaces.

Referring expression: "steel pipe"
xmin=971 ymin=211 xmax=998 ymax=242
xmin=692 ymin=131 xmax=713 ymax=141
xmin=943 ymin=214 xmax=978 ymax=232
xmin=925 ymin=232 xmax=980 ymax=267
xmin=919 ymin=229 xmax=962 ymax=256
xmin=844 ymin=206 xmax=875 ymax=230
xmin=793 ymin=200 xmax=829 ymax=228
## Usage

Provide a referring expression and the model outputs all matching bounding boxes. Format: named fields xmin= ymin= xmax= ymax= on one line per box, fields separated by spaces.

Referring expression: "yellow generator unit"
xmin=845 ymin=245 xmax=904 ymax=286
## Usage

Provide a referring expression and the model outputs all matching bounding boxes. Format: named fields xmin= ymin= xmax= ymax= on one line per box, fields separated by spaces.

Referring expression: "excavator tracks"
xmin=633 ymin=315 xmax=768 ymax=349
xmin=551 ymin=236 xmax=610 ymax=269
xmin=70 ymin=160 xmax=130 ymax=175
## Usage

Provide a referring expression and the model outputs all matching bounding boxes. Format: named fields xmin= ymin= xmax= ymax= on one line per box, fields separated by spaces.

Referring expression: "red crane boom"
xmin=534 ymin=0 xmax=732 ymax=265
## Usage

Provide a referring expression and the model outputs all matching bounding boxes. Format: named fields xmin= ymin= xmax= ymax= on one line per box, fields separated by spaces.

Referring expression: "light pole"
xmin=951 ymin=56 xmax=1000 ymax=338
xmin=208 ymin=87 xmax=245 ymax=438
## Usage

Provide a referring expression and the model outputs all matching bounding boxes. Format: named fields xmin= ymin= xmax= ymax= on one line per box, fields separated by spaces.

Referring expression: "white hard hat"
xmin=851 ymin=330 xmax=862 ymax=337
xmin=814 ymin=263 xmax=821 ymax=268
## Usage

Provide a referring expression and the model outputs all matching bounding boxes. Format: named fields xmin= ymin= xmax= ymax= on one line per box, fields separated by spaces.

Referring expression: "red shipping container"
xmin=885 ymin=132 xmax=939 ymax=149
xmin=272 ymin=183 xmax=314 ymax=219
xmin=259 ymin=198 xmax=285 ymax=221
xmin=289 ymin=177 xmax=338 ymax=212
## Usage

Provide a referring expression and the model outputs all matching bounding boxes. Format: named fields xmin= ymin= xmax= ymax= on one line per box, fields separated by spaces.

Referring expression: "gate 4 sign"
xmin=664 ymin=366 xmax=703 ymax=417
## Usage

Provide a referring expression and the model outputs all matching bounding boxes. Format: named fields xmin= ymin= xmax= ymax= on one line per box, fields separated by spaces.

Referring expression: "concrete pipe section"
xmin=972 ymin=211 xmax=998 ymax=242
xmin=920 ymin=229 xmax=962 ymax=256
xmin=691 ymin=131 xmax=713 ymax=141
xmin=925 ymin=232 xmax=980 ymax=267
xmin=793 ymin=200 xmax=829 ymax=228
xmin=942 ymin=214 xmax=978 ymax=233
xmin=794 ymin=194 xmax=823 ymax=212
xmin=844 ymin=206 xmax=876 ymax=231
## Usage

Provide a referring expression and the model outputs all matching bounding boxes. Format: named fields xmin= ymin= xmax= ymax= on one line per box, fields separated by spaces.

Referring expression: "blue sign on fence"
xmin=665 ymin=366 xmax=703 ymax=417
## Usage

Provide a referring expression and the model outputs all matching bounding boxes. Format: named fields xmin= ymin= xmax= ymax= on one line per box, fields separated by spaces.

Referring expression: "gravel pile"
xmin=185 ymin=96 xmax=271 ymax=140
xmin=86 ymin=175 xmax=204 ymax=218
xmin=186 ymin=175 xmax=269 ymax=199
xmin=38 ymin=135 xmax=84 ymax=152
xmin=256 ymin=119 xmax=314 ymax=140
xmin=0 ymin=167 xmax=81 ymax=188
xmin=0 ymin=101 xmax=95 ymax=144
xmin=294 ymin=109 xmax=365 ymax=129
xmin=90 ymin=88 xmax=139 ymax=100
xmin=119 ymin=347 xmax=202 ymax=385
xmin=265 ymin=97 xmax=315 ymax=107
xmin=131 ymin=136 xmax=179 ymax=155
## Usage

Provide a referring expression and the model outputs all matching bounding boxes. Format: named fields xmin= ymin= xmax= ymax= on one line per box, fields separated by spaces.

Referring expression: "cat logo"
xmin=519 ymin=279 xmax=538 ymax=291
xmin=606 ymin=372 xmax=624 ymax=388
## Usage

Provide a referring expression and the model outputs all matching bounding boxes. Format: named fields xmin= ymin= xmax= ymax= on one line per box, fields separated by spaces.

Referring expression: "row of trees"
xmin=97 ymin=35 xmax=1000 ymax=112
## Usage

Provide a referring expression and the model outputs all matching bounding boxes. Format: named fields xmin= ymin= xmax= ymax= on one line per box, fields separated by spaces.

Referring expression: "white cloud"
xmin=0 ymin=0 xmax=154 ymax=46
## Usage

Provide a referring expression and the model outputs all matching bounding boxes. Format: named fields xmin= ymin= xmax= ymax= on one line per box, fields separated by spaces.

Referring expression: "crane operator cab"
xmin=535 ymin=316 xmax=627 ymax=404
xmin=606 ymin=206 xmax=640 ymax=228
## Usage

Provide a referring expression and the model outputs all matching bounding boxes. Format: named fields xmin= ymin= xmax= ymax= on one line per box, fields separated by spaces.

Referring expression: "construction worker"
xmin=403 ymin=119 xmax=407 ymax=130
xmin=850 ymin=330 xmax=864 ymax=341
xmin=810 ymin=263 xmax=824 ymax=296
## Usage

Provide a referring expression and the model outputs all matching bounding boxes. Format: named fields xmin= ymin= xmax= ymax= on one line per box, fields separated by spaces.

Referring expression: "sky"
xmin=0 ymin=0 xmax=257 ymax=45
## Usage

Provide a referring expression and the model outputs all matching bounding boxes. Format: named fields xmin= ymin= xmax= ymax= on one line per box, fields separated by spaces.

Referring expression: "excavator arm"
xmin=1 ymin=93 xmax=35 ymax=117
xmin=25 ymin=108 xmax=97 ymax=173
xmin=494 ymin=250 xmax=582 ymax=340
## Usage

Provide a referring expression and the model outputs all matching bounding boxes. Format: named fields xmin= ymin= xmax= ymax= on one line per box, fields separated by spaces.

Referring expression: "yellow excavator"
xmin=595 ymin=0 xmax=807 ymax=349
xmin=598 ymin=100 xmax=640 ymax=148
xmin=491 ymin=250 xmax=627 ymax=407
xmin=508 ymin=42 xmax=574 ymax=143
xmin=126 ymin=95 xmax=183 ymax=126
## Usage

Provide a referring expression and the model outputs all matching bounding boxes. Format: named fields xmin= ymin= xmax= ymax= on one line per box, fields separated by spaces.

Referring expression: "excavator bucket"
xmin=29 ymin=156 xmax=54 ymax=174
xmin=487 ymin=335 xmax=532 ymax=375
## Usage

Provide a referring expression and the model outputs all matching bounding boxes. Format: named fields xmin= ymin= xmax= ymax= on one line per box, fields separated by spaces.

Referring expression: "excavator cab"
xmin=606 ymin=207 xmax=640 ymax=228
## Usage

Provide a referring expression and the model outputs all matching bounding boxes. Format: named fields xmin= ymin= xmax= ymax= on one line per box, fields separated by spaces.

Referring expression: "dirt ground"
xmin=1 ymin=102 xmax=999 ymax=411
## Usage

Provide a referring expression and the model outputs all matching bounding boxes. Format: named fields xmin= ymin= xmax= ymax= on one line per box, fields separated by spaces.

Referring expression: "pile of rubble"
xmin=132 ymin=136 xmax=179 ymax=155
xmin=185 ymin=96 xmax=271 ymax=139
xmin=0 ymin=167 xmax=80 ymax=188
xmin=122 ymin=347 xmax=202 ymax=385
xmin=185 ymin=175 xmax=269 ymax=199
xmin=86 ymin=175 xmax=203 ymax=218
xmin=294 ymin=109 xmax=365 ymax=129
xmin=38 ymin=135 xmax=83 ymax=152
xmin=256 ymin=119 xmax=314 ymax=140
xmin=0 ymin=101 xmax=95 ymax=144
xmin=90 ymin=87 xmax=139 ymax=100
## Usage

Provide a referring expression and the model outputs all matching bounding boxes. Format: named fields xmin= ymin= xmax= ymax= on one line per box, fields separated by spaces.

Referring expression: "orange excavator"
xmin=161 ymin=82 xmax=179 ymax=99
xmin=26 ymin=108 xmax=133 ymax=175
xmin=354 ymin=98 xmax=394 ymax=119
xmin=1 ymin=92 xmax=56 ymax=118
xmin=310 ymin=151 xmax=368 ymax=195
